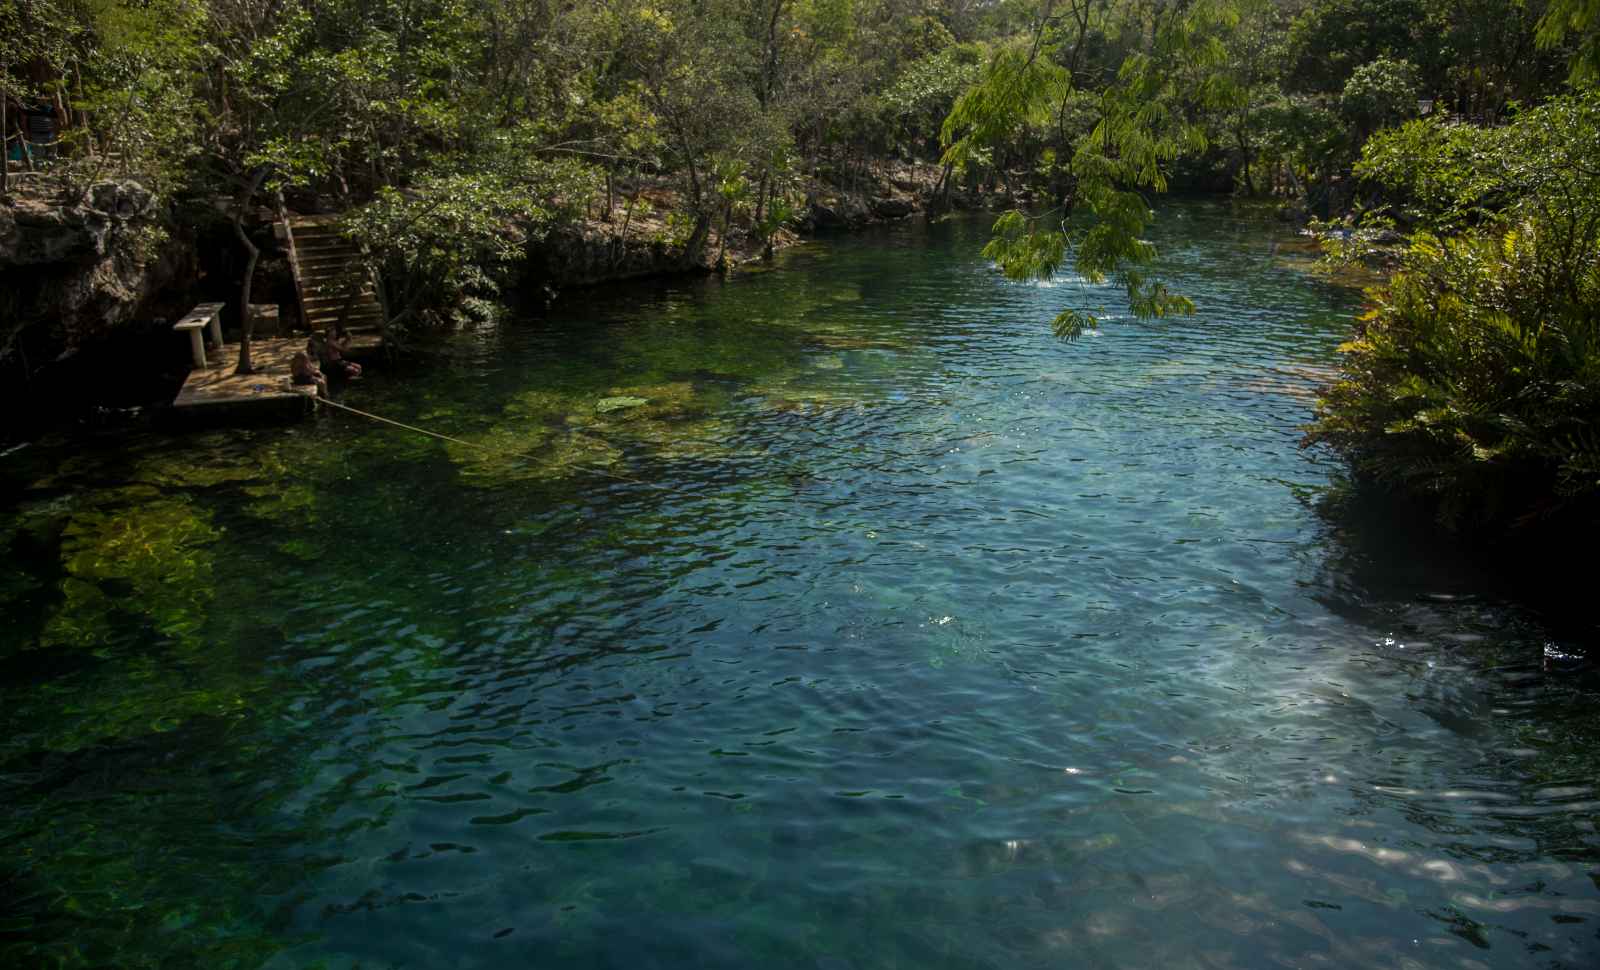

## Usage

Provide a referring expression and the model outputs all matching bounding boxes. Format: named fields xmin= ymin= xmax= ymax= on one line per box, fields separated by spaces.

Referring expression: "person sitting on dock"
xmin=323 ymin=327 xmax=363 ymax=378
xmin=289 ymin=350 xmax=328 ymax=396
xmin=309 ymin=331 xmax=362 ymax=380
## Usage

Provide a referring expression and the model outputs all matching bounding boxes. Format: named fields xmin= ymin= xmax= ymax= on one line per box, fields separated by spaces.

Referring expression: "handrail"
xmin=276 ymin=191 xmax=311 ymax=334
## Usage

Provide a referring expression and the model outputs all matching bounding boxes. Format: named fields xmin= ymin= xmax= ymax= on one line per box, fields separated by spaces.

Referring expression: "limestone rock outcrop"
xmin=1 ymin=181 xmax=196 ymax=424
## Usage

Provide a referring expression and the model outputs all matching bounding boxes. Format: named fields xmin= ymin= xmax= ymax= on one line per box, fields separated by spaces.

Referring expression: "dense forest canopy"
xmin=3 ymin=0 xmax=1586 ymax=260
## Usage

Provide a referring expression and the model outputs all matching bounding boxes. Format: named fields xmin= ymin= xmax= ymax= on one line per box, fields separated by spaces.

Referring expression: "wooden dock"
xmin=167 ymin=205 xmax=388 ymax=428
xmin=166 ymin=331 xmax=387 ymax=425
xmin=167 ymin=333 xmax=382 ymax=425
xmin=168 ymin=337 xmax=321 ymax=424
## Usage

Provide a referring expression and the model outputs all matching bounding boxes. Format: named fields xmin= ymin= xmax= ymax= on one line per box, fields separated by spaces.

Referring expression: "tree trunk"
xmin=613 ymin=185 xmax=641 ymax=269
xmin=73 ymin=61 xmax=89 ymax=141
xmin=1 ymin=68 xmax=8 ymax=198
xmin=681 ymin=212 xmax=711 ymax=270
xmin=760 ymin=0 xmax=788 ymax=107
xmin=1236 ymin=128 xmax=1254 ymax=195
xmin=1283 ymin=162 xmax=1303 ymax=200
xmin=715 ymin=199 xmax=732 ymax=272
xmin=373 ymin=262 xmax=394 ymax=344
xmin=232 ymin=166 xmax=269 ymax=375
xmin=53 ymin=89 xmax=67 ymax=149
xmin=932 ymin=161 xmax=954 ymax=211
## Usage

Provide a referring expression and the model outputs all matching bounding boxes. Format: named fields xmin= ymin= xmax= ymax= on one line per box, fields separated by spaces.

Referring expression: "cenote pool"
xmin=2 ymin=203 xmax=1597 ymax=969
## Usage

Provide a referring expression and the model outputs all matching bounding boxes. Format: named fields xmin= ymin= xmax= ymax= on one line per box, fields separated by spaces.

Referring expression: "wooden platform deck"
xmin=170 ymin=338 xmax=320 ymax=424
xmin=168 ymin=334 xmax=380 ymax=426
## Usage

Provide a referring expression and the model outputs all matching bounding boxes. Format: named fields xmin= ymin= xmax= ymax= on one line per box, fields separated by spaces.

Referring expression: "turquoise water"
xmin=2 ymin=203 xmax=1597 ymax=969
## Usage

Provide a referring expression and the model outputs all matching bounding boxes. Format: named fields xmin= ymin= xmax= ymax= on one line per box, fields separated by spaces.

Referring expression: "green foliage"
xmin=941 ymin=1 xmax=1231 ymax=334
xmin=344 ymin=143 xmax=596 ymax=330
xmin=1357 ymin=94 xmax=1600 ymax=231
xmin=1339 ymin=57 xmax=1420 ymax=138
xmin=1309 ymin=95 xmax=1600 ymax=534
xmin=1538 ymin=0 xmax=1600 ymax=85
xmin=1308 ymin=226 xmax=1600 ymax=531
xmin=1284 ymin=0 xmax=1423 ymax=95
xmin=1309 ymin=208 xmax=1403 ymax=269
xmin=883 ymin=45 xmax=984 ymax=149
xmin=1354 ymin=117 xmax=1495 ymax=230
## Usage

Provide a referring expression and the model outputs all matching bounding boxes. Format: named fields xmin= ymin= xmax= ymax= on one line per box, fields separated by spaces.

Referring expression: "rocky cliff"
xmin=1 ymin=181 xmax=198 ymax=430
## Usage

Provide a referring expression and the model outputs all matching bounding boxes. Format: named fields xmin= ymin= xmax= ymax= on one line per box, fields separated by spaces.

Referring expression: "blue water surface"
xmin=1 ymin=202 xmax=1596 ymax=969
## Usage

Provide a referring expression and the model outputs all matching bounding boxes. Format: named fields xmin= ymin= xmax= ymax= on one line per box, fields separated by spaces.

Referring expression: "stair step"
xmin=306 ymin=304 xmax=381 ymax=315
xmin=306 ymin=313 xmax=384 ymax=327
xmin=306 ymin=299 xmax=381 ymax=311
xmin=283 ymin=213 xmax=387 ymax=330
xmin=306 ymin=298 xmax=380 ymax=308
xmin=303 ymin=280 xmax=374 ymax=290
xmin=304 ymin=287 xmax=370 ymax=297
xmin=305 ymin=310 xmax=381 ymax=320
xmin=302 ymin=268 xmax=368 ymax=279
xmin=306 ymin=306 xmax=381 ymax=315
xmin=304 ymin=299 xmax=378 ymax=311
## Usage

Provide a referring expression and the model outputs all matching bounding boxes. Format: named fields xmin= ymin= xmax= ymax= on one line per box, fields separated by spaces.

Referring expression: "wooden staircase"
xmin=281 ymin=214 xmax=385 ymax=333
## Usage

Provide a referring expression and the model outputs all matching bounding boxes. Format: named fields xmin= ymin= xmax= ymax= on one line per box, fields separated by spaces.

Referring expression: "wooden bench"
xmin=173 ymin=303 xmax=225 ymax=367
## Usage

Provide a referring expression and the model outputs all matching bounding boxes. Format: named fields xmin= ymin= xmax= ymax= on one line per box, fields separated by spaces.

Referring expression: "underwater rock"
xmin=505 ymin=388 xmax=578 ymax=423
xmin=596 ymin=396 xmax=650 ymax=414
xmin=599 ymin=382 xmax=702 ymax=422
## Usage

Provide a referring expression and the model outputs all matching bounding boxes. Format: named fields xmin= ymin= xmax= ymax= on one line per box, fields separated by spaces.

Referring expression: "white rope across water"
xmin=314 ymin=396 xmax=496 ymax=451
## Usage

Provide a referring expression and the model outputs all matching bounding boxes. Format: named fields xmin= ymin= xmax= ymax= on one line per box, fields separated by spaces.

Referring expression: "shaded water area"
xmin=3 ymin=202 xmax=1597 ymax=969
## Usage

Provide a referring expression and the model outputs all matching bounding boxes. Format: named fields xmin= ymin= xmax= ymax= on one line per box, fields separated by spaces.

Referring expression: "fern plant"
xmin=1308 ymin=92 xmax=1600 ymax=538
xmin=1307 ymin=221 xmax=1600 ymax=532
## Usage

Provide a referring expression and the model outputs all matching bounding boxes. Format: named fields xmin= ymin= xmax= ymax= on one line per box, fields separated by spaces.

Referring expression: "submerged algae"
xmin=445 ymin=379 xmax=752 ymax=487
xmin=41 ymin=490 xmax=218 ymax=651
xmin=446 ymin=425 xmax=622 ymax=486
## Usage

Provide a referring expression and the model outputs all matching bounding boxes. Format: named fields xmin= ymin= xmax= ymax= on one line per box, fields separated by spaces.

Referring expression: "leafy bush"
xmin=1339 ymin=57 xmax=1421 ymax=138
xmin=1358 ymin=95 xmax=1600 ymax=230
xmin=1307 ymin=224 xmax=1600 ymax=533
xmin=1309 ymin=93 xmax=1600 ymax=537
